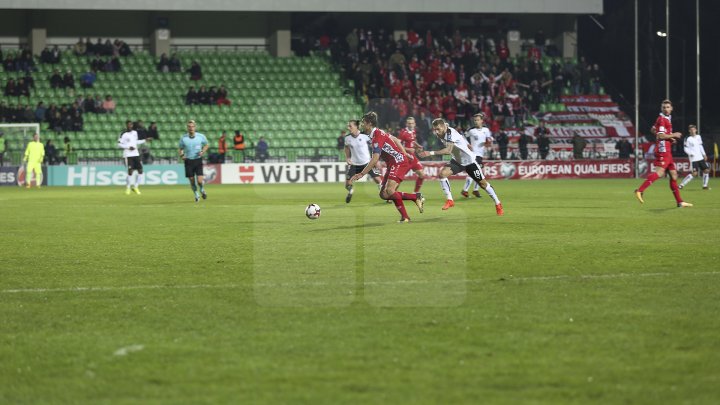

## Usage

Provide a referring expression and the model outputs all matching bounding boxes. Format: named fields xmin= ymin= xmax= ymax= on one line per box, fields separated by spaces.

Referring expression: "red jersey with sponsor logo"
xmin=397 ymin=128 xmax=417 ymax=155
xmin=653 ymin=113 xmax=674 ymax=161
xmin=370 ymin=128 xmax=406 ymax=166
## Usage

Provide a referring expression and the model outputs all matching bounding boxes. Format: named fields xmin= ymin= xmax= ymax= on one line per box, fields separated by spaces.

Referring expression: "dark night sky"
xmin=578 ymin=0 xmax=720 ymax=137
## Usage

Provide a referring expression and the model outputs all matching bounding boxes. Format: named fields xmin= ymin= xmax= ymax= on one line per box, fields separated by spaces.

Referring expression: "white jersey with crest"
xmin=683 ymin=135 xmax=706 ymax=163
xmin=344 ymin=133 xmax=372 ymax=165
xmin=466 ymin=127 xmax=493 ymax=157
xmin=117 ymin=130 xmax=146 ymax=158
xmin=443 ymin=126 xmax=477 ymax=166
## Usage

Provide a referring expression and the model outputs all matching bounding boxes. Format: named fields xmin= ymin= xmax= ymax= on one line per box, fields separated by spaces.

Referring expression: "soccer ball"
xmin=305 ymin=203 xmax=321 ymax=220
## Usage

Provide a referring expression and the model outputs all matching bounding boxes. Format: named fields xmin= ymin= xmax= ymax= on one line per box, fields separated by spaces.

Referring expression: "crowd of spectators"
xmin=1 ymin=47 xmax=36 ymax=73
xmin=156 ymin=53 xmax=183 ymax=73
xmin=0 ymin=92 xmax=118 ymax=132
xmin=312 ymin=27 xmax=604 ymax=140
xmin=185 ymin=85 xmax=231 ymax=106
xmin=4 ymin=76 xmax=34 ymax=97
xmin=73 ymin=38 xmax=133 ymax=58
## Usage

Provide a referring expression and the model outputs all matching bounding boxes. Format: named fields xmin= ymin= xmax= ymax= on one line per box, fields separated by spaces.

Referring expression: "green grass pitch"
xmin=1 ymin=179 xmax=719 ymax=404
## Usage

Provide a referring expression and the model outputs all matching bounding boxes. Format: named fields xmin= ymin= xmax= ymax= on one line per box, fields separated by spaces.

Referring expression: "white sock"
xmin=136 ymin=173 xmax=143 ymax=187
xmin=463 ymin=177 xmax=473 ymax=192
xmin=484 ymin=183 xmax=501 ymax=205
xmin=680 ymin=174 xmax=693 ymax=188
xmin=440 ymin=178 xmax=453 ymax=200
xmin=703 ymin=173 xmax=709 ymax=187
xmin=126 ymin=174 xmax=132 ymax=188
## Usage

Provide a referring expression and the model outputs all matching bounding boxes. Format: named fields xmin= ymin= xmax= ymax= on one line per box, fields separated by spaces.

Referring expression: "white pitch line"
xmin=2 ymin=271 xmax=719 ymax=294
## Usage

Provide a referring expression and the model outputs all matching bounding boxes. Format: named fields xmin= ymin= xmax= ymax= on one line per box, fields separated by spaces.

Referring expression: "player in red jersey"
xmin=396 ymin=117 xmax=425 ymax=192
xmin=351 ymin=111 xmax=425 ymax=223
xmin=634 ymin=100 xmax=692 ymax=208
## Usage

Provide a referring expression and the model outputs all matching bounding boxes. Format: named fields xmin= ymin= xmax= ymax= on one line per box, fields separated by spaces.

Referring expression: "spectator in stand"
xmin=346 ymin=28 xmax=359 ymax=55
xmin=233 ymin=130 xmax=246 ymax=154
xmin=94 ymin=95 xmax=104 ymax=113
xmin=40 ymin=47 xmax=54 ymax=64
xmin=115 ymin=39 xmax=132 ymax=57
xmin=157 ymin=53 xmax=170 ymax=73
xmin=216 ymin=85 xmax=231 ymax=106
xmin=80 ymin=70 xmax=96 ymax=88
xmin=63 ymin=70 xmax=75 ymax=89
xmin=74 ymin=38 xmax=86 ymax=56
xmin=496 ymin=129 xmax=509 ymax=160
xmin=218 ymin=131 xmax=228 ymax=162
xmin=17 ymin=78 xmax=30 ymax=98
xmin=169 ymin=53 xmax=182 ymax=72
xmin=49 ymin=70 xmax=63 ymax=89
xmin=45 ymin=139 xmax=59 ymax=165
xmin=185 ymin=86 xmax=198 ymax=105
xmin=110 ymin=56 xmax=122 ymax=72
xmin=187 ymin=61 xmax=202 ymax=81
xmin=518 ymin=131 xmax=531 ymax=160
xmin=34 ymin=102 xmax=46 ymax=122
xmin=4 ymin=79 xmax=16 ymax=97
xmin=71 ymin=111 xmax=83 ymax=131
xmin=197 ymin=85 xmax=209 ymax=105
xmin=572 ymin=131 xmax=587 ymax=159
xmin=102 ymin=95 xmax=116 ymax=113
xmin=83 ymin=95 xmax=95 ymax=113
xmin=147 ymin=122 xmax=159 ymax=140
xmin=536 ymin=123 xmax=551 ymax=160
xmin=255 ymin=136 xmax=268 ymax=162
xmin=208 ymin=86 xmax=218 ymax=105
xmin=90 ymin=56 xmax=105 ymax=72
xmin=616 ymin=138 xmax=633 ymax=159
xmin=337 ymin=130 xmax=347 ymax=150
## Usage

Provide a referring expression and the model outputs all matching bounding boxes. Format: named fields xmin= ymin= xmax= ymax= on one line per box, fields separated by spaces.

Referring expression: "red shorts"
xmin=381 ymin=162 xmax=411 ymax=187
xmin=655 ymin=157 xmax=676 ymax=171
xmin=408 ymin=156 xmax=423 ymax=172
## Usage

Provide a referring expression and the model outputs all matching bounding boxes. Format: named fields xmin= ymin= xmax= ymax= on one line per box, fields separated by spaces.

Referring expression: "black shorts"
xmin=446 ymin=159 xmax=485 ymax=182
xmin=184 ymin=158 xmax=204 ymax=178
xmin=346 ymin=164 xmax=380 ymax=179
xmin=125 ymin=156 xmax=143 ymax=173
xmin=692 ymin=160 xmax=709 ymax=172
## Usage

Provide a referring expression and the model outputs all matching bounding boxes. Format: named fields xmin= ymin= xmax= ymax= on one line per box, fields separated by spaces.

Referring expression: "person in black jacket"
xmin=496 ymin=130 xmax=509 ymax=160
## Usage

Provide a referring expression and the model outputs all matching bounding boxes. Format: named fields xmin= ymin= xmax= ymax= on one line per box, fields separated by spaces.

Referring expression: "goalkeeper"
xmin=23 ymin=133 xmax=45 ymax=188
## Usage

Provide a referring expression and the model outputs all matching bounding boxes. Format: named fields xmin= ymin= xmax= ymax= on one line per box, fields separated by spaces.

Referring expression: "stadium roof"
xmin=2 ymin=0 xmax=603 ymax=14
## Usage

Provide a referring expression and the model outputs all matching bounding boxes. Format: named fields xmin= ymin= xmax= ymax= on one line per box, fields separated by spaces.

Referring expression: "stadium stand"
xmin=0 ymin=44 xmax=363 ymax=164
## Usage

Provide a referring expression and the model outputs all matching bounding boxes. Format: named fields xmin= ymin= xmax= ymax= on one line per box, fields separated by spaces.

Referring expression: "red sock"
xmin=391 ymin=192 xmax=409 ymax=219
xmin=397 ymin=192 xmax=417 ymax=201
xmin=669 ymin=179 xmax=683 ymax=204
xmin=414 ymin=178 xmax=424 ymax=192
xmin=638 ymin=172 xmax=660 ymax=192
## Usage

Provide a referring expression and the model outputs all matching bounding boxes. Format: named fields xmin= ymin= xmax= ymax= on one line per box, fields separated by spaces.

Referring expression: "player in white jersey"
xmin=118 ymin=120 xmax=147 ymax=195
xmin=462 ymin=113 xmax=494 ymax=198
xmin=418 ymin=118 xmax=504 ymax=216
xmin=343 ymin=119 xmax=381 ymax=203
xmin=679 ymin=124 xmax=710 ymax=190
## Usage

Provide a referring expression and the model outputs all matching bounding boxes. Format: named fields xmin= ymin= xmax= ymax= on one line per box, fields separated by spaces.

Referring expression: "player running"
xmin=418 ymin=118 xmax=504 ymax=216
xmin=350 ymin=111 xmax=424 ymax=223
xmin=396 ymin=116 xmax=425 ymax=193
xmin=634 ymin=100 xmax=692 ymax=207
xmin=178 ymin=120 xmax=209 ymax=202
xmin=118 ymin=120 xmax=146 ymax=195
xmin=679 ymin=124 xmax=710 ymax=190
xmin=343 ymin=119 xmax=381 ymax=203
xmin=23 ymin=133 xmax=44 ymax=188
xmin=462 ymin=113 xmax=493 ymax=198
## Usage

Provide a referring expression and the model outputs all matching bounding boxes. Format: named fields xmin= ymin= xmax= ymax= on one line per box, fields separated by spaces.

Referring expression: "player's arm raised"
xmin=351 ymin=152 xmax=380 ymax=183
